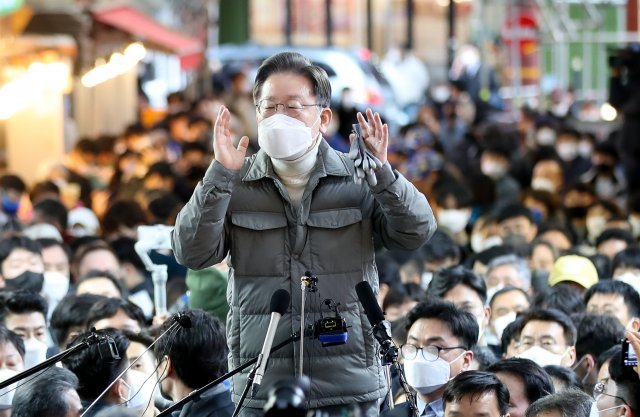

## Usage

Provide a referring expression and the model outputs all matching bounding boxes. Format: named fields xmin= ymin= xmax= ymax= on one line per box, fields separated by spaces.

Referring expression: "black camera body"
xmin=609 ymin=44 xmax=640 ymax=78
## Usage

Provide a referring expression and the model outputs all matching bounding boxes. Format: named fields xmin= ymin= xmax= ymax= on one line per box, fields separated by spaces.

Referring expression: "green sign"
xmin=0 ymin=0 xmax=23 ymax=16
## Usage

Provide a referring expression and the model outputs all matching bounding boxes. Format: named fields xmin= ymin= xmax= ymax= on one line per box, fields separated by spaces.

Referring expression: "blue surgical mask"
xmin=1 ymin=197 xmax=20 ymax=216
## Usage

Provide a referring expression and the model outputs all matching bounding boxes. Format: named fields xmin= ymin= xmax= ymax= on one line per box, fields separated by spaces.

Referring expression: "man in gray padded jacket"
xmin=172 ymin=51 xmax=436 ymax=417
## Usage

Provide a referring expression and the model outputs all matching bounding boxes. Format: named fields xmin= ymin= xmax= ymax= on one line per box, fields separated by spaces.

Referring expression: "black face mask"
xmin=3 ymin=271 xmax=44 ymax=293
xmin=566 ymin=206 xmax=588 ymax=219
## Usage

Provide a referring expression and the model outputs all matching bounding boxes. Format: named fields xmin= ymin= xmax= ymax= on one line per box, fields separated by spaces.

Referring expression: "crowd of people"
xmin=0 ymin=47 xmax=638 ymax=417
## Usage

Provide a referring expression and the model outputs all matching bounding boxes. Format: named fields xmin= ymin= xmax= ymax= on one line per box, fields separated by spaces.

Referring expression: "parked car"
xmin=208 ymin=43 xmax=409 ymax=129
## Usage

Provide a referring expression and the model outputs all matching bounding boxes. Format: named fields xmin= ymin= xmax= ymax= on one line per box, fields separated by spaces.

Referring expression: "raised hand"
xmin=355 ymin=108 xmax=388 ymax=166
xmin=213 ymin=106 xmax=249 ymax=170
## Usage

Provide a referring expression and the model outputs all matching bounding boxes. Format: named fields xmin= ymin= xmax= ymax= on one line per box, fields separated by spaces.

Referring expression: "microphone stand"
xmin=372 ymin=322 xmax=420 ymax=417
xmin=0 ymin=330 xmax=104 ymax=390
xmin=157 ymin=332 xmax=300 ymax=417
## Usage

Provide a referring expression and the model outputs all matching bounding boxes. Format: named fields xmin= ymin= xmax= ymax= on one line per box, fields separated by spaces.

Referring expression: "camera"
xmin=622 ymin=338 xmax=638 ymax=367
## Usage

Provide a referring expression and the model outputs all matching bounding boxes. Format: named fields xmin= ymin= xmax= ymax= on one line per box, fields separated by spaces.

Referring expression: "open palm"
xmin=213 ymin=106 xmax=249 ymax=171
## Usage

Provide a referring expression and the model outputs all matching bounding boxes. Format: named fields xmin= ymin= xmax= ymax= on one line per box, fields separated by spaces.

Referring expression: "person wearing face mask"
xmin=572 ymin=313 xmax=626 ymax=395
xmin=0 ymin=326 xmax=25 ymax=416
xmin=426 ymin=266 xmax=491 ymax=347
xmin=0 ymin=236 xmax=45 ymax=292
xmin=514 ymin=308 xmax=577 ymax=368
xmin=530 ymin=159 xmax=564 ymax=194
xmin=433 ymin=181 xmax=473 ymax=246
xmin=154 ymin=310 xmax=232 ymax=417
xmin=584 ymin=280 xmax=640 ymax=332
xmin=612 ymin=248 xmax=640 ymax=295
xmin=62 ymin=328 xmax=130 ymax=417
xmin=485 ymin=287 xmax=530 ymax=351
xmin=480 ymin=145 xmax=521 ymax=208
xmin=382 ymin=298 xmax=477 ymax=417
xmin=580 ymin=142 xmax=627 ymax=202
xmin=486 ymin=358 xmax=555 ymax=417
xmin=555 ymin=128 xmax=591 ymax=186
xmin=562 ymin=183 xmax=598 ymax=243
xmin=496 ymin=204 xmax=538 ymax=250
xmin=172 ymin=51 xmax=436 ymax=417
xmin=0 ymin=291 xmax=50 ymax=369
xmin=593 ymin=350 xmax=640 ymax=417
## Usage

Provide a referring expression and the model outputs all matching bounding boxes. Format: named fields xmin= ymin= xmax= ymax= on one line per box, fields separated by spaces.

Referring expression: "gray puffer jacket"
xmin=172 ymin=139 xmax=436 ymax=409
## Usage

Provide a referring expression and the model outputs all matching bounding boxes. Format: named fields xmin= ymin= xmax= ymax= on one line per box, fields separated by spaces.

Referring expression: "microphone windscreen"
xmin=270 ymin=289 xmax=290 ymax=315
xmin=355 ymin=281 xmax=385 ymax=326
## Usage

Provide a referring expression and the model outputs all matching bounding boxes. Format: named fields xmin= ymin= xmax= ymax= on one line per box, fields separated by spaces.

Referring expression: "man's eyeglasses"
xmin=593 ymin=380 xmax=629 ymax=406
xmin=399 ymin=344 xmax=467 ymax=361
xmin=256 ymin=100 xmax=322 ymax=117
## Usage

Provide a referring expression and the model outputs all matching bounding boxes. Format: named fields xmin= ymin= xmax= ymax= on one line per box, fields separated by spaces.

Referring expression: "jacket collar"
xmin=242 ymin=138 xmax=351 ymax=182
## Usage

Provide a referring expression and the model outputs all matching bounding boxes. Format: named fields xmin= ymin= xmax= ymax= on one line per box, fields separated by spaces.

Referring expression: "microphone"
xmin=355 ymin=281 xmax=394 ymax=353
xmin=251 ymin=289 xmax=290 ymax=397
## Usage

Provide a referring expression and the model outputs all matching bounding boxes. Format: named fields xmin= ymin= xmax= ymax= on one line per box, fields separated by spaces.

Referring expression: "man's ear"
xmin=114 ymin=377 xmax=128 ymax=401
xmin=462 ymin=350 xmax=474 ymax=371
xmin=585 ymin=353 xmax=596 ymax=374
xmin=318 ymin=107 xmax=333 ymax=135
xmin=159 ymin=355 xmax=174 ymax=378
xmin=630 ymin=317 xmax=640 ymax=332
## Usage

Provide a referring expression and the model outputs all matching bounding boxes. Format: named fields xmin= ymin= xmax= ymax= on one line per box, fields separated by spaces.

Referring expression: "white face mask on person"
xmin=516 ymin=346 xmax=569 ymax=367
xmin=437 ymin=209 xmax=471 ymax=233
xmin=258 ymin=114 xmax=319 ymax=161
xmin=0 ymin=368 xmax=18 ymax=409
xmin=23 ymin=337 xmax=48 ymax=369
xmin=404 ymin=351 xmax=465 ymax=394
xmin=491 ymin=312 xmax=517 ymax=340
xmin=122 ymin=370 xmax=155 ymax=410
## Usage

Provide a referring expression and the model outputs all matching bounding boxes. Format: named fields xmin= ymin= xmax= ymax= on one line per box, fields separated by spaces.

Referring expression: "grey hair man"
xmin=525 ymin=389 xmax=593 ymax=417
xmin=11 ymin=366 xmax=82 ymax=417
xmin=486 ymin=254 xmax=532 ymax=295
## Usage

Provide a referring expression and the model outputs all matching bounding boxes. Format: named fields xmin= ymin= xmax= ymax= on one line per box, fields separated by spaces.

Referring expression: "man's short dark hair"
xmin=405 ymin=298 xmax=479 ymax=350
xmin=12 ymin=366 xmax=79 ymax=417
xmin=0 ymin=174 xmax=26 ymax=194
xmin=497 ymin=203 xmax=534 ymax=224
xmin=110 ymin=237 xmax=146 ymax=273
xmin=595 ymin=228 xmax=637 ymax=249
xmin=33 ymin=198 xmax=68 ymax=230
xmin=597 ymin=345 xmax=621 ymax=373
xmin=584 ymin=280 xmax=640 ymax=318
xmin=0 ymin=290 xmax=48 ymax=325
xmin=517 ymin=308 xmax=577 ymax=346
xmin=613 ymin=247 xmax=640 ymax=271
xmin=420 ymin=230 xmax=461 ymax=264
xmin=50 ymin=293 xmax=107 ymax=348
xmin=37 ymin=238 xmax=71 ymax=260
xmin=531 ymin=283 xmax=585 ymax=317
xmin=0 ymin=236 xmax=41 ymax=265
xmin=574 ymin=313 xmax=625 ymax=359
xmin=489 ymin=286 xmax=529 ymax=309
xmin=0 ymin=325 xmax=24 ymax=357
xmin=470 ymin=245 xmax=516 ymax=268
xmin=62 ymin=328 xmax=129 ymax=401
xmin=153 ymin=310 xmax=228 ymax=389
xmin=487 ymin=358 xmax=555 ymax=405
xmin=426 ymin=265 xmax=487 ymax=304
xmin=525 ymin=389 xmax=593 ymax=417
xmin=101 ymin=200 xmax=147 ymax=238
xmin=543 ymin=365 xmax=582 ymax=391
xmin=501 ymin=316 xmax=524 ymax=355
xmin=253 ymin=52 xmax=332 ymax=108
xmin=85 ymin=297 xmax=146 ymax=329
xmin=443 ymin=370 xmax=510 ymax=416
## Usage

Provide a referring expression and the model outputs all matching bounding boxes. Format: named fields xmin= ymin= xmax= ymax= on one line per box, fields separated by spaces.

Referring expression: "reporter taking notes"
xmin=171 ymin=51 xmax=436 ymax=417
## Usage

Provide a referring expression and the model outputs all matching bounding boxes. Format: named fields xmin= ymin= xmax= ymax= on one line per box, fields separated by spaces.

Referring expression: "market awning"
xmin=92 ymin=5 xmax=203 ymax=70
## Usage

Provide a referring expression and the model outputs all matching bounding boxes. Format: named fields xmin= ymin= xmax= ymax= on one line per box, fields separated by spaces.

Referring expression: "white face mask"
xmin=258 ymin=114 xmax=318 ymax=161
xmin=531 ymin=177 xmax=556 ymax=193
xmin=421 ymin=271 xmax=434 ymax=289
xmin=516 ymin=346 xmax=569 ymax=367
xmin=614 ymin=272 xmax=640 ymax=295
xmin=491 ymin=312 xmax=517 ymax=341
xmin=470 ymin=234 xmax=503 ymax=253
xmin=481 ymin=161 xmax=507 ymax=180
xmin=556 ymin=142 xmax=578 ymax=161
xmin=437 ymin=209 xmax=470 ymax=233
xmin=0 ymin=368 xmax=18 ymax=409
xmin=124 ymin=369 xmax=156 ymax=410
xmin=629 ymin=215 xmax=640 ymax=238
xmin=587 ymin=216 xmax=607 ymax=241
xmin=536 ymin=128 xmax=557 ymax=146
xmin=595 ymin=177 xmax=617 ymax=200
xmin=42 ymin=271 xmax=70 ymax=305
xmin=404 ymin=351 xmax=464 ymax=394
xmin=23 ymin=337 xmax=48 ymax=369
xmin=579 ymin=141 xmax=593 ymax=158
